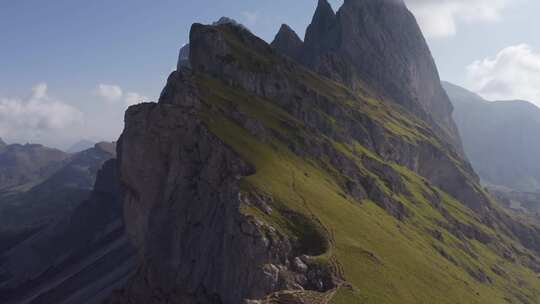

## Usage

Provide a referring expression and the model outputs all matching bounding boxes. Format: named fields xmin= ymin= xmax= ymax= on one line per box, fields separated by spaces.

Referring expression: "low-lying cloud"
xmin=405 ymin=0 xmax=508 ymax=38
xmin=96 ymin=84 xmax=123 ymax=101
xmin=466 ymin=44 xmax=540 ymax=106
xmin=0 ymin=83 xmax=84 ymax=144
xmin=95 ymin=83 xmax=147 ymax=106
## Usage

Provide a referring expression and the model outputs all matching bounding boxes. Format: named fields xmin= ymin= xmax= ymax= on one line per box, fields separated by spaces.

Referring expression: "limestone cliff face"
xmin=189 ymin=23 xmax=484 ymax=214
xmin=112 ymin=5 xmax=540 ymax=304
xmin=113 ymin=68 xmax=337 ymax=303
xmin=270 ymin=25 xmax=303 ymax=61
xmin=272 ymin=0 xmax=463 ymax=156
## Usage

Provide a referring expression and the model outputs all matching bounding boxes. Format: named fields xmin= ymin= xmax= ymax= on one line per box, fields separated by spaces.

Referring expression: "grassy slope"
xmin=194 ymin=75 xmax=540 ymax=304
xmin=189 ymin=25 xmax=540 ymax=303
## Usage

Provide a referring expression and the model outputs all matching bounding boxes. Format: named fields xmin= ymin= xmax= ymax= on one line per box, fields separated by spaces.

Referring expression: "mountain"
xmin=0 ymin=138 xmax=6 ymax=150
xmin=0 ymin=143 xmax=70 ymax=193
xmin=66 ymin=140 xmax=96 ymax=153
xmin=272 ymin=0 xmax=463 ymax=156
xmin=0 ymin=159 xmax=136 ymax=304
xmin=106 ymin=2 xmax=540 ymax=303
xmin=0 ymin=142 xmax=116 ymax=254
xmin=443 ymin=82 xmax=540 ymax=193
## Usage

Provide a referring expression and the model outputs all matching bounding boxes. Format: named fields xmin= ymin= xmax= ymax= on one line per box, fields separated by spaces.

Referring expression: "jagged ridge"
xmin=112 ymin=17 xmax=540 ymax=304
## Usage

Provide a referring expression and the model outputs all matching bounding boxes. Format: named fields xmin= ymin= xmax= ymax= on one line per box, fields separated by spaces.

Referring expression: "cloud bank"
xmin=96 ymin=84 xmax=123 ymax=101
xmin=0 ymin=83 xmax=84 ymax=145
xmin=466 ymin=44 xmax=540 ymax=106
xmin=95 ymin=84 xmax=147 ymax=106
xmin=405 ymin=0 xmax=508 ymax=38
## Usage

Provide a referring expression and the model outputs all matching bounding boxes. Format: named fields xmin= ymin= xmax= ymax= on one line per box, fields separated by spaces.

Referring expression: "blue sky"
xmin=1 ymin=0 xmax=540 ymax=148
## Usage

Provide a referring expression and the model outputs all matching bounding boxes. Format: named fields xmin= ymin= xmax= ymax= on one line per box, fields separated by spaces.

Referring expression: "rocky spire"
xmin=270 ymin=24 xmax=303 ymax=61
xmin=296 ymin=0 xmax=464 ymax=155
xmin=304 ymin=0 xmax=337 ymax=50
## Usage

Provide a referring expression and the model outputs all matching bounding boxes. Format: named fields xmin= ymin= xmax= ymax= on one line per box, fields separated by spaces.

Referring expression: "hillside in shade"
xmin=444 ymin=81 xmax=540 ymax=193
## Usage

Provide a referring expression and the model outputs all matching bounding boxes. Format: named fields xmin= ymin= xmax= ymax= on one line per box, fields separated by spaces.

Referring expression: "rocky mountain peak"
xmin=176 ymin=43 xmax=191 ymax=70
xmin=304 ymin=0 xmax=337 ymax=50
xmin=270 ymin=24 xmax=303 ymax=59
xmin=295 ymin=0 xmax=464 ymax=155
xmin=0 ymin=138 xmax=6 ymax=149
xmin=212 ymin=16 xmax=249 ymax=32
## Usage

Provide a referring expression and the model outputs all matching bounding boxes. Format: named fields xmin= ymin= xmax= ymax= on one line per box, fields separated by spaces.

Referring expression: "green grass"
xmin=194 ymin=74 xmax=540 ymax=304
xmin=191 ymin=31 xmax=540 ymax=302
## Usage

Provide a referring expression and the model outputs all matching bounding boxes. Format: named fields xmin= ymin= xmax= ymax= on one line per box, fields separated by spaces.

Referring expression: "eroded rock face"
xmin=272 ymin=0 xmax=463 ymax=156
xmin=111 ymin=3 xmax=540 ymax=303
xmin=270 ymin=25 xmax=303 ymax=61
xmin=113 ymin=70 xmax=337 ymax=303
xmin=189 ymin=22 xmax=486 ymax=213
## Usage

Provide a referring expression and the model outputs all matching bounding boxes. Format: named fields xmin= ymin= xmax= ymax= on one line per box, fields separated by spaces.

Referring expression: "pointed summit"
xmin=295 ymin=0 xmax=464 ymax=154
xmin=271 ymin=24 xmax=304 ymax=61
xmin=0 ymin=137 xmax=6 ymax=149
xmin=304 ymin=0 xmax=337 ymax=49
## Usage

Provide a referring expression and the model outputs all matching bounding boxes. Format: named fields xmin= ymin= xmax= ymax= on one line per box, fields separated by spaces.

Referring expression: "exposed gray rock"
xmin=189 ymin=22 xmax=486 ymax=214
xmin=273 ymin=0 xmax=464 ymax=156
xmin=270 ymin=24 xmax=303 ymax=60
xmin=213 ymin=17 xmax=250 ymax=32
xmin=112 ymin=95 xmax=335 ymax=303
xmin=177 ymin=43 xmax=191 ymax=70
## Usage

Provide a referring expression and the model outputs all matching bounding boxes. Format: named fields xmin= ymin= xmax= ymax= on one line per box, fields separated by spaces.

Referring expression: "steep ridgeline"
xmin=444 ymin=82 xmax=540 ymax=193
xmin=271 ymin=0 xmax=463 ymax=156
xmin=111 ymin=13 xmax=540 ymax=304
xmin=0 ymin=143 xmax=70 ymax=193
xmin=0 ymin=160 xmax=136 ymax=304
xmin=0 ymin=143 xmax=116 ymax=254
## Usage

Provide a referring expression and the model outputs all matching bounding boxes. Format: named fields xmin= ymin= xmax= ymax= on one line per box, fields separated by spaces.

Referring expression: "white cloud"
xmin=241 ymin=11 xmax=259 ymax=26
xmin=0 ymin=83 xmax=84 ymax=143
xmin=95 ymin=84 xmax=147 ymax=106
xmin=405 ymin=0 xmax=508 ymax=38
xmin=32 ymin=83 xmax=48 ymax=99
xmin=466 ymin=44 xmax=540 ymax=106
xmin=124 ymin=92 xmax=148 ymax=106
xmin=96 ymin=84 xmax=123 ymax=101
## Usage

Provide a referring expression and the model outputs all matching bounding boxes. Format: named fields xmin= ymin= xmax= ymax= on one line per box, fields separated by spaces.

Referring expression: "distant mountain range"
xmin=0 ymin=141 xmax=135 ymax=304
xmin=0 ymin=140 xmax=116 ymax=251
xmin=444 ymin=82 xmax=540 ymax=214
xmin=444 ymin=82 xmax=540 ymax=192
xmin=66 ymin=140 xmax=97 ymax=154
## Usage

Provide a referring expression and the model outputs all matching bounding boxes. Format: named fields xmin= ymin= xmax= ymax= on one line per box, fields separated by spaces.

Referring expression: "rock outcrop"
xmin=111 ymin=11 xmax=540 ymax=304
xmin=272 ymin=0 xmax=463 ymax=156
xmin=270 ymin=25 xmax=303 ymax=61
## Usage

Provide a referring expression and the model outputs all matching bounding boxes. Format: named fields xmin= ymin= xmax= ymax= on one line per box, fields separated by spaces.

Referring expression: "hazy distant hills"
xmin=66 ymin=140 xmax=97 ymax=154
xmin=0 ymin=142 xmax=70 ymax=193
xmin=0 ymin=160 xmax=135 ymax=304
xmin=0 ymin=141 xmax=116 ymax=253
xmin=444 ymin=82 xmax=540 ymax=193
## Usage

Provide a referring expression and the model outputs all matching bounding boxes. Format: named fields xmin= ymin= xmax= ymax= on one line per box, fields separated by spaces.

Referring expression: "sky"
xmin=1 ymin=0 xmax=540 ymax=149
